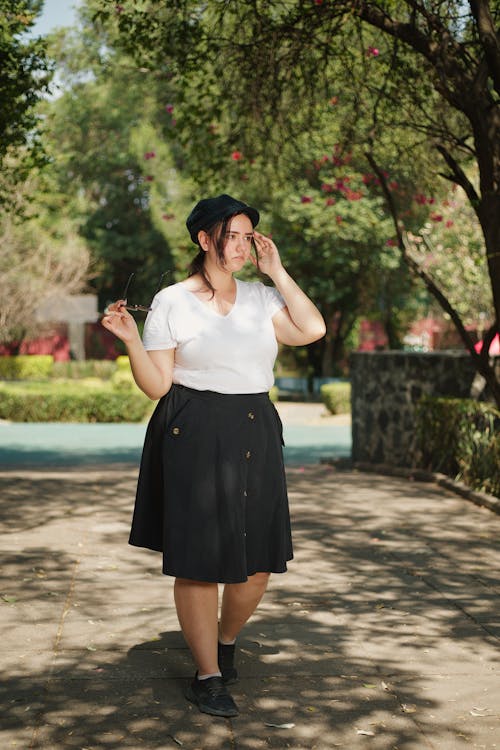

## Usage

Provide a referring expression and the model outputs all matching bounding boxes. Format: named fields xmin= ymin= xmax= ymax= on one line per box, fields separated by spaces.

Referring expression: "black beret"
xmin=186 ymin=194 xmax=259 ymax=244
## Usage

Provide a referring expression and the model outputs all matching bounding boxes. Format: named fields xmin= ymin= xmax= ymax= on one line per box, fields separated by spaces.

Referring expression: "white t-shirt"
xmin=142 ymin=278 xmax=286 ymax=394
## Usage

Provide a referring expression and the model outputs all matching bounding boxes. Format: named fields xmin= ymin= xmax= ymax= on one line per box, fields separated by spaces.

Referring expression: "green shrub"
xmin=0 ymin=382 xmax=152 ymax=422
xmin=115 ymin=355 xmax=131 ymax=372
xmin=269 ymin=385 xmax=279 ymax=403
xmin=416 ymin=396 xmax=500 ymax=498
xmin=52 ymin=359 xmax=116 ymax=380
xmin=320 ymin=382 xmax=351 ymax=414
xmin=0 ymin=355 xmax=53 ymax=380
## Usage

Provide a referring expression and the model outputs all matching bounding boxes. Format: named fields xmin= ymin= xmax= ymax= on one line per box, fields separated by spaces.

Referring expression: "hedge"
xmin=416 ymin=395 xmax=500 ymax=498
xmin=52 ymin=359 xmax=116 ymax=380
xmin=0 ymin=355 xmax=54 ymax=380
xmin=0 ymin=382 xmax=152 ymax=422
xmin=320 ymin=382 xmax=351 ymax=414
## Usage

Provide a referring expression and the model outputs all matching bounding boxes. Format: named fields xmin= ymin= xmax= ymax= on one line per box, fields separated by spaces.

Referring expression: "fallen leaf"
xmin=265 ymin=722 xmax=295 ymax=729
xmin=1 ymin=595 xmax=17 ymax=604
xmin=363 ymin=683 xmax=377 ymax=689
xmin=470 ymin=708 xmax=490 ymax=717
xmin=356 ymin=729 xmax=375 ymax=736
xmin=401 ymin=704 xmax=416 ymax=713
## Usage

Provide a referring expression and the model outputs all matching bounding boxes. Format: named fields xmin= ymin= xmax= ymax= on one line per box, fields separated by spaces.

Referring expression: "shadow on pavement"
xmin=1 ymin=466 xmax=499 ymax=748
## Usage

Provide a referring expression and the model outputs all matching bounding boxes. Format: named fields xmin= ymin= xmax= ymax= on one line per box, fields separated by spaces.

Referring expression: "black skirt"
xmin=129 ymin=384 xmax=293 ymax=583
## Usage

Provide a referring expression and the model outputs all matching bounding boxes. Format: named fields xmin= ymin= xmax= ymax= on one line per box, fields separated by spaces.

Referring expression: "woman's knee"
xmin=249 ymin=572 xmax=270 ymax=587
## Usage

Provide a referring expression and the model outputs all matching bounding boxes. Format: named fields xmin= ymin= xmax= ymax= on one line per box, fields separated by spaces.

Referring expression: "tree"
xmin=93 ymin=0 xmax=500 ymax=403
xmin=40 ymin=18 xmax=179 ymax=310
xmin=0 ymin=167 xmax=90 ymax=347
xmin=0 ymin=0 xmax=53 ymax=207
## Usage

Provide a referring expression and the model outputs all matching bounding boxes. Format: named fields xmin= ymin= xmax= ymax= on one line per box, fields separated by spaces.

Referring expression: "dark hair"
xmin=187 ymin=211 xmax=258 ymax=294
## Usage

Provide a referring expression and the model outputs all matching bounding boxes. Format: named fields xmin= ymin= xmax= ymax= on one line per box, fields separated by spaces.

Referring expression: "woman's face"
xmin=208 ymin=213 xmax=254 ymax=272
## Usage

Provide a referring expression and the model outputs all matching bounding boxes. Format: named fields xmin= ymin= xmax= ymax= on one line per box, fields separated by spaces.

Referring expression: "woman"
xmin=102 ymin=194 xmax=326 ymax=718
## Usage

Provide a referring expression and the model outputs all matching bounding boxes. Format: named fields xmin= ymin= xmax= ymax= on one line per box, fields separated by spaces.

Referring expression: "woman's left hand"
xmin=252 ymin=231 xmax=284 ymax=279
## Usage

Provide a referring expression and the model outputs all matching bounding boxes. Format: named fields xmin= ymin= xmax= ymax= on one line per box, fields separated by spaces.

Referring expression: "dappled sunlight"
xmin=1 ymin=464 xmax=499 ymax=747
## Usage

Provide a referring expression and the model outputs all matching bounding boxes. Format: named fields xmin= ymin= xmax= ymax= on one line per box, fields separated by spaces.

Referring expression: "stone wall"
xmin=350 ymin=351 xmax=480 ymax=467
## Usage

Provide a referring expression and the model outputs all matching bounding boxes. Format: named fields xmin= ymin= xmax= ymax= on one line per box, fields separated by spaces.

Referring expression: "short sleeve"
xmin=260 ymin=283 xmax=286 ymax=318
xmin=142 ymin=290 xmax=177 ymax=350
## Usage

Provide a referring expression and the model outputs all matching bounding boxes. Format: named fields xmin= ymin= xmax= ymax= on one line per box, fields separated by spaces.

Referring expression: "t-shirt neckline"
xmin=178 ymin=278 xmax=239 ymax=319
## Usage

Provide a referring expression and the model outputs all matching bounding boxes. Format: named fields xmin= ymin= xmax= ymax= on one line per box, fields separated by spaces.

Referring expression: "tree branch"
xmin=468 ymin=0 xmax=500 ymax=96
xmin=364 ymin=149 xmax=496 ymax=383
xmin=435 ymin=144 xmax=480 ymax=205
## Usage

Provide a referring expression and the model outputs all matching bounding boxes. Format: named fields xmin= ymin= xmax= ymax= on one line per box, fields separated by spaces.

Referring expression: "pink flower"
xmin=231 ymin=151 xmax=243 ymax=161
xmin=165 ymin=104 xmax=174 ymax=114
xmin=301 ymin=195 xmax=312 ymax=203
xmin=445 ymin=219 xmax=454 ymax=228
xmin=367 ymin=46 xmax=380 ymax=57
xmin=430 ymin=213 xmax=443 ymax=222
xmin=144 ymin=151 xmax=156 ymax=160
xmin=386 ymin=238 xmax=397 ymax=246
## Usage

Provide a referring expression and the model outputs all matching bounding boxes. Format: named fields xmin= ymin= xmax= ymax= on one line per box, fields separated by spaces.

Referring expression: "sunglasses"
xmin=120 ymin=271 xmax=172 ymax=312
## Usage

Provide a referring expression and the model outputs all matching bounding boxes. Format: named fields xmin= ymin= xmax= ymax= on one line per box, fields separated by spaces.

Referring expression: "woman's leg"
xmin=174 ymin=577 xmax=219 ymax=675
xmin=219 ymin=572 xmax=270 ymax=642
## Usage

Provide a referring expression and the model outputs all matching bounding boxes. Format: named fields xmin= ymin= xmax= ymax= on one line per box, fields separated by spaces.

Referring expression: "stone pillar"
xmin=350 ymin=352 xmax=478 ymax=467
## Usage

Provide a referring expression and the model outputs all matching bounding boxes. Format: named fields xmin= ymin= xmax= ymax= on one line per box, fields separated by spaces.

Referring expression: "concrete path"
xmin=1 ymin=463 xmax=499 ymax=749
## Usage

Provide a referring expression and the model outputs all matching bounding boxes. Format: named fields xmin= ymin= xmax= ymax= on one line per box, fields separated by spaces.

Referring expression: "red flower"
xmin=162 ymin=213 xmax=175 ymax=221
xmin=144 ymin=151 xmax=156 ymax=160
xmin=336 ymin=215 xmax=343 ymax=224
xmin=386 ymin=238 xmax=397 ymax=247
xmin=445 ymin=220 xmax=454 ymax=228
xmin=321 ymin=183 xmax=333 ymax=192
xmin=231 ymin=151 xmax=243 ymax=161
xmin=345 ymin=189 xmax=363 ymax=201
xmin=301 ymin=195 xmax=312 ymax=203
xmin=362 ymin=173 xmax=374 ymax=185
xmin=329 ymin=96 xmax=338 ymax=105
xmin=145 ymin=175 xmax=154 ymax=182
xmin=325 ymin=197 xmax=336 ymax=206
xmin=165 ymin=104 xmax=174 ymax=114
xmin=389 ymin=181 xmax=399 ymax=190
xmin=414 ymin=193 xmax=427 ymax=205
xmin=430 ymin=213 xmax=443 ymax=222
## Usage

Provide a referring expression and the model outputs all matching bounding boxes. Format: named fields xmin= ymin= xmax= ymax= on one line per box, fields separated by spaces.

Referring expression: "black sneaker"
xmin=218 ymin=641 xmax=238 ymax=685
xmin=185 ymin=674 xmax=239 ymax=717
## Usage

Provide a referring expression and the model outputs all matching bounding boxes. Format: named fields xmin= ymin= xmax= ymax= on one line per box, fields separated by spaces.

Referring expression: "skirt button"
xmin=248 ymin=411 xmax=255 ymax=420
xmin=245 ymin=450 xmax=251 ymax=459
xmin=172 ymin=427 xmax=180 ymax=435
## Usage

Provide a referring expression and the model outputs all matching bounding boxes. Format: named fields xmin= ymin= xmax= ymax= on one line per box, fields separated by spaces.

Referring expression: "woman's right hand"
xmin=101 ymin=300 xmax=140 ymax=345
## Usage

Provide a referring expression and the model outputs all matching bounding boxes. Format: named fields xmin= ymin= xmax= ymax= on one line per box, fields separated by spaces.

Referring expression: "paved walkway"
xmin=1 ymin=460 xmax=499 ymax=749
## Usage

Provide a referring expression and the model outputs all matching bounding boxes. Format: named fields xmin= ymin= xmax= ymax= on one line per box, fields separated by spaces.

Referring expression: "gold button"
xmin=246 ymin=450 xmax=251 ymax=459
xmin=248 ymin=412 xmax=255 ymax=420
xmin=172 ymin=427 xmax=180 ymax=435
